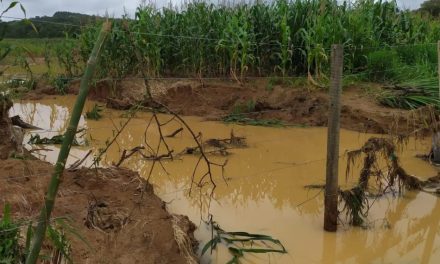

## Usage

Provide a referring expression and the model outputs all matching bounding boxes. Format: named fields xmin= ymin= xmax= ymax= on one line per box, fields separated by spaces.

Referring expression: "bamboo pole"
xmin=324 ymin=44 xmax=343 ymax=232
xmin=438 ymin=41 xmax=440 ymax=100
xmin=25 ymin=21 xmax=111 ymax=264
xmin=433 ymin=41 xmax=440 ymax=163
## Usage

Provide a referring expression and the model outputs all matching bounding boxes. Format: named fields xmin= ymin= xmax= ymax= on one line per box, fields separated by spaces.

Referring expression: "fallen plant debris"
xmin=178 ymin=130 xmax=247 ymax=157
xmin=223 ymin=114 xmax=284 ymax=127
xmin=338 ymin=137 xmax=440 ymax=227
xmin=380 ymin=78 xmax=440 ymax=110
xmin=202 ymin=218 xmax=287 ymax=264
xmin=28 ymin=134 xmax=80 ymax=146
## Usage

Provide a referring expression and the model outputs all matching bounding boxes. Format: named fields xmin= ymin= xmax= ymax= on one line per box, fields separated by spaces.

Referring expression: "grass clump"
xmin=1 ymin=204 xmax=84 ymax=263
xmin=52 ymin=75 xmax=70 ymax=95
xmin=0 ymin=204 xmax=22 ymax=263
xmin=85 ymin=104 xmax=104 ymax=120
xmin=365 ymin=50 xmax=400 ymax=82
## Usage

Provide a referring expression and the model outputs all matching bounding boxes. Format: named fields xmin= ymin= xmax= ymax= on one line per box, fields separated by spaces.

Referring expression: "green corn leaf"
xmin=201 ymin=236 xmax=220 ymax=256
xmin=1 ymin=1 xmax=18 ymax=17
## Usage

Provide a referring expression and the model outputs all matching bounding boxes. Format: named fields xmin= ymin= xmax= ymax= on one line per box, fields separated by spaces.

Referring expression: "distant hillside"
xmin=0 ymin=11 xmax=100 ymax=38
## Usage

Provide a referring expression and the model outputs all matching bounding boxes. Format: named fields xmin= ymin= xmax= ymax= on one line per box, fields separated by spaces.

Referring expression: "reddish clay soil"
xmin=26 ymin=78 xmax=421 ymax=134
xmin=0 ymin=158 xmax=198 ymax=263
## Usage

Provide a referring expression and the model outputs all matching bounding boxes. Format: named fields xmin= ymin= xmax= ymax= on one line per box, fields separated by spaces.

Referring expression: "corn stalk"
xmin=25 ymin=21 xmax=111 ymax=264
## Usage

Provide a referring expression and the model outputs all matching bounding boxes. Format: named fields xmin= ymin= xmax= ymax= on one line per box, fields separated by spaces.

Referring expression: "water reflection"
xmin=11 ymin=96 xmax=440 ymax=264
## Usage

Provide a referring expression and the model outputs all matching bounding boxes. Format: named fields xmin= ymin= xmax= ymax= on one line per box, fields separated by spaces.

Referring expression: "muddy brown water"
xmin=11 ymin=95 xmax=440 ymax=263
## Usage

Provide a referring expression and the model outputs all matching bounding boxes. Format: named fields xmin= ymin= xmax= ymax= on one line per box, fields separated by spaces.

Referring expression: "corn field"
xmin=66 ymin=0 xmax=440 ymax=80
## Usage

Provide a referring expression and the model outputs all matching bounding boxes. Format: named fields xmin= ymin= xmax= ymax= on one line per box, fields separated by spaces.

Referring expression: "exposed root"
xmin=171 ymin=215 xmax=198 ymax=264
xmin=84 ymin=198 xmax=129 ymax=233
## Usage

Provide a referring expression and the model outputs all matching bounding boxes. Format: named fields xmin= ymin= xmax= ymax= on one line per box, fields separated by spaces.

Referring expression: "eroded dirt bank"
xmin=0 ymin=97 xmax=197 ymax=263
xmin=26 ymin=78 xmax=419 ymax=134
xmin=0 ymin=159 xmax=198 ymax=263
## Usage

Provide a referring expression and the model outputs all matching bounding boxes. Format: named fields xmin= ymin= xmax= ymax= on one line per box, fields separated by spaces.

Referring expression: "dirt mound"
xmin=25 ymin=78 xmax=418 ymax=134
xmin=158 ymin=81 xmax=411 ymax=133
xmin=0 ymin=159 xmax=198 ymax=263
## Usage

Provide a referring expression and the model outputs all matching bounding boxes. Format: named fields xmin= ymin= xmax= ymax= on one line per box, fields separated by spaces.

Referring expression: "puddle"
xmin=11 ymin=95 xmax=440 ymax=263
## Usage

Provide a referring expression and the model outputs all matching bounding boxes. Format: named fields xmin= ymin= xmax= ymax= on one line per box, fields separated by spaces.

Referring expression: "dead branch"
xmin=90 ymin=106 xmax=138 ymax=168
xmin=68 ymin=150 xmax=92 ymax=171
xmin=29 ymin=147 xmax=53 ymax=153
xmin=115 ymin=146 xmax=145 ymax=167
xmin=166 ymin=127 xmax=183 ymax=138
xmin=123 ymin=23 xmax=229 ymax=204
xmin=11 ymin=115 xmax=42 ymax=130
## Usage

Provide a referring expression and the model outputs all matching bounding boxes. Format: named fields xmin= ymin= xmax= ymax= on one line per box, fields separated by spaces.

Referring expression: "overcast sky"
xmin=0 ymin=0 xmax=427 ymax=20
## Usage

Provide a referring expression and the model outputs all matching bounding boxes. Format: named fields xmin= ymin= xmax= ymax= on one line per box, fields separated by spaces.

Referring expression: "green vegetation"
xmin=0 ymin=12 xmax=98 ymax=38
xmin=85 ymin=104 xmax=104 ymax=120
xmin=2 ymin=0 xmax=440 ymax=112
xmin=0 ymin=204 xmax=23 ymax=263
xmin=0 ymin=204 xmax=73 ymax=263
xmin=419 ymin=0 xmax=440 ymax=17
xmin=28 ymin=134 xmax=80 ymax=146
xmin=69 ymin=0 xmax=440 ymax=81
xmin=380 ymin=78 xmax=440 ymax=109
xmin=3 ymin=1 xmax=440 ymax=83
xmin=202 ymin=221 xmax=287 ymax=263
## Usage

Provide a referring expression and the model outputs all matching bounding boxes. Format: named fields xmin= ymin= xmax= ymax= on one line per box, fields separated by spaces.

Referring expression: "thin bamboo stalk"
xmin=25 ymin=21 xmax=111 ymax=264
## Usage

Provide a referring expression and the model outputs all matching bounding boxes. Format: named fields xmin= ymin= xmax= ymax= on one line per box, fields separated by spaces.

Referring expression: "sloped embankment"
xmin=0 ymin=97 xmax=198 ymax=263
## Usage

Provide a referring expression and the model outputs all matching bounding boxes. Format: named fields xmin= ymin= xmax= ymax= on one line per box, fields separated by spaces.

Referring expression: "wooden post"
xmin=324 ymin=44 xmax=343 ymax=232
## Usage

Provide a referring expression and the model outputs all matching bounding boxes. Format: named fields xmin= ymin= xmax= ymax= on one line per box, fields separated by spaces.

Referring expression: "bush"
xmin=395 ymin=43 xmax=437 ymax=65
xmin=366 ymin=50 xmax=401 ymax=81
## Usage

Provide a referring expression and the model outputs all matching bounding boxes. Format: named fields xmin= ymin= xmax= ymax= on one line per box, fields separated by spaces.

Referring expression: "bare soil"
xmin=24 ymin=78 xmax=424 ymax=134
xmin=0 ymin=158 xmax=198 ymax=263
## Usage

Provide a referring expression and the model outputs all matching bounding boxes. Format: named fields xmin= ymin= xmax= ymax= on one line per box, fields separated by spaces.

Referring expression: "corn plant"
xmin=202 ymin=221 xmax=287 ymax=264
xmin=43 ymin=41 xmax=53 ymax=77
xmin=57 ymin=0 xmax=440 ymax=84
xmin=55 ymin=34 xmax=82 ymax=77
xmin=275 ymin=12 xmax=292 ymax=77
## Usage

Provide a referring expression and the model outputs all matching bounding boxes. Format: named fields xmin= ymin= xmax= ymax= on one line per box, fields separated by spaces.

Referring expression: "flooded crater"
xmin=11 ymin=95 xmax=440 ymax=264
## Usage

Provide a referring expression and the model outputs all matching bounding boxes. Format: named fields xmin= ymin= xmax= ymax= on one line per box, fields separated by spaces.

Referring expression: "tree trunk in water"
xmin=25 ymin=21 xmax=111 ymax=264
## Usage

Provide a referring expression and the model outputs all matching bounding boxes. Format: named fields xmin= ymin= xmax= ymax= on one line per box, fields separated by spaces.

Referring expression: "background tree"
xmin=420 ymin=0 xmax=440 ymax=17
